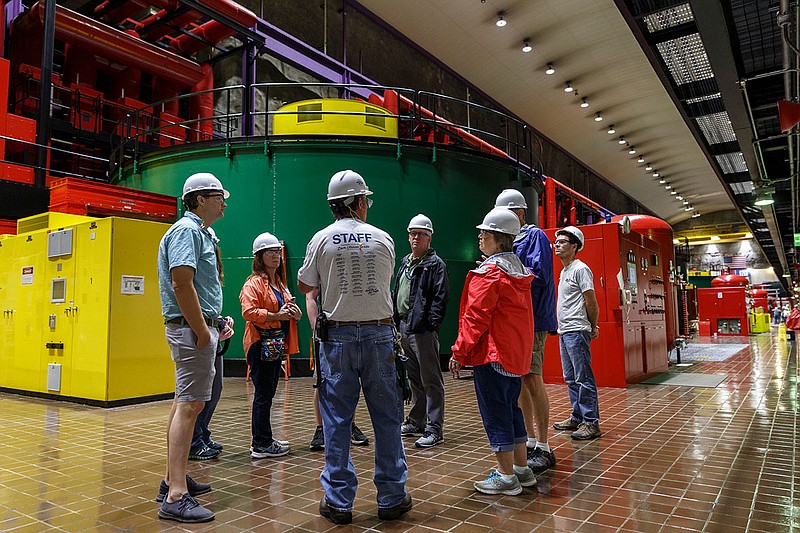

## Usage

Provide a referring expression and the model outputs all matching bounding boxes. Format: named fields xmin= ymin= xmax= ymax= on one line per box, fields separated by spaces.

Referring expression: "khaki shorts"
xmin=529 ymin=330 xmax=548 ymax=375
xmin=166 ymin=324 xmax=218 ymax=402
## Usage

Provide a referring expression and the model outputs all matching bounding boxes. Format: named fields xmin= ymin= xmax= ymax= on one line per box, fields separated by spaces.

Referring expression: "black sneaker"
xmin=319 ymin=497 xmax=352 ymax=524
xmin=351 ymin=424 xmax=369 ymax=446
xmin=188 ymin=445 xmax=220 ymax=461
xmin=206 ymin=439 xmax=223 ymax=451
xmin=310 ymin=425 xmax=325 ymax=451
xmin=378 ymin=493 xmax=412 ymax=520
xmin=527 ymin=447 xmax=557 ymax=473
xmin=158 ymin=493 xmax=214 ymax=523
xmin=155 ymin=475 xmax=212 ymax=503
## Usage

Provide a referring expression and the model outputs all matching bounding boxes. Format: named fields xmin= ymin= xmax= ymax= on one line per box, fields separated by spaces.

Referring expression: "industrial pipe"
xmin=17 ymin=2 xmax=205 ymax=87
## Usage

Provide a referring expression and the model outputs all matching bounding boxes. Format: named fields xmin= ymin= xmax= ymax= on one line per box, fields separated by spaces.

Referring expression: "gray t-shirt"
xmin=557 ymin=259 xmax=594 ymax=334
xmin=298 ymin=217 xmax=395 ymax=321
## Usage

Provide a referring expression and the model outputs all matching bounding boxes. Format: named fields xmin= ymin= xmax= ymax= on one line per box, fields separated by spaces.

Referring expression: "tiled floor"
xmin=1 ymin=333 xmax=797 ymax=532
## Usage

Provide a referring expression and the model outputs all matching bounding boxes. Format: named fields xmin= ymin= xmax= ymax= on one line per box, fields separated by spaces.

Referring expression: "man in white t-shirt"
xmin=551 ymin=226 xmax=601 ymax=441
xmin=298 ymin=170 xmax=411 ymax=525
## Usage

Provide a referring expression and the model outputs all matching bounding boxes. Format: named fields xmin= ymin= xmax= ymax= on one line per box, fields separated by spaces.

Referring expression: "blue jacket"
xmin=513 ymin=224 xmax=557 ymax=332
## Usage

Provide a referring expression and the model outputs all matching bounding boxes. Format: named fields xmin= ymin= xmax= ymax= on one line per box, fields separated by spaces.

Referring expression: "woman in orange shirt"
xmin=240 ymin=232 xmax=302 ymax=458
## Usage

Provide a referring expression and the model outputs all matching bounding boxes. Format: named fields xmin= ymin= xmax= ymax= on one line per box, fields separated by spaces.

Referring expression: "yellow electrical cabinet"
xmin=0 ymin=214 xmax=174 ymax=405
xmin=749 ymin=311 xmax=771 ymax=334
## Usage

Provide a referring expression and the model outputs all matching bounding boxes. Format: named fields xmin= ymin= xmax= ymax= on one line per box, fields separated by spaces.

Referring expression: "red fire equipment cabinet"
xmin=543 ymin=223 xmax=669 ymax=388
xmin=696 ymin=287 xmax=749 ymax=336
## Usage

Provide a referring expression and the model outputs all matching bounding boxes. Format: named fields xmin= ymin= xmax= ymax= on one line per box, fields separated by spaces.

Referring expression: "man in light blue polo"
xmin=155 ymin=172 xmax=228 ymax=523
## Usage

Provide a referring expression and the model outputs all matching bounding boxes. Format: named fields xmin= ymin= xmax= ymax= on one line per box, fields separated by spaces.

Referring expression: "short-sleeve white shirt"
xmin=297 ymin=217 xmax=395 ymax=321
xmin=557 ymin=259 xmax=595 ymax=334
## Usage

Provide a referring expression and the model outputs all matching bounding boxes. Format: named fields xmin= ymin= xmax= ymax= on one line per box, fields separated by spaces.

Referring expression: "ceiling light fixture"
xmin=653 ymin=172 xmax=660 ymax=177
xmin=683 ymin=200 xmax=689 ymax=205
xmin=564 ymin=81 xmax=573 ymax=93
xmin=645 ymin=163 xmax=653 ymax=171
xmin=665 ymin=184 xmax=672 ymax=189
xmin=628 ymin=146 xmax=636 ymax=154
xmin=496 ymin=12 xmax=507 ymax=27
xmin=637 ymin=155 xmax=645 ymax=163
xmin=659 ymin=178 xmax=666 ymax=184
xmin=545 ymin=63 xmax=555 ymax=75
xmin=671 ymin=190 xmax=677 ymax=195
xmin=753 ymin=187 xmax=775 ymax=207
xmin=692 ymin=212 xmax=701 ymax=218
xmin=676 ymin=195 xmax=683 ymax=200
xmin=618 ymin=136 xmax=626 ymax=145
xmin=580 ymin=97 xmax=589 ymax=108
xmin=522 ymin=39 xmax=532 ymax=53
xmin=607 ymin=125 xmax=616 ymax=134
xmin=594 ymin=112 xmax=603 ymax=121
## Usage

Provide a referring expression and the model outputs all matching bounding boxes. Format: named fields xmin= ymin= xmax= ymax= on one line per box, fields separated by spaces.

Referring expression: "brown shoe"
xmin=553 ymin=417 xmax=580 ymax=431
xmin=571 ymin=422 xmax=601 ymax=440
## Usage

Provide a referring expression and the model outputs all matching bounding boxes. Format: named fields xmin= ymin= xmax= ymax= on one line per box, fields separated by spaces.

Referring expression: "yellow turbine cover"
xmin=273 ymin=98 xmax=397 ymax=139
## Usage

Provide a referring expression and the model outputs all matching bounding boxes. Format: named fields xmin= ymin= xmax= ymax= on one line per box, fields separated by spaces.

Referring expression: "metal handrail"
xmin=109 ymin=82 xmax=544 ymax=185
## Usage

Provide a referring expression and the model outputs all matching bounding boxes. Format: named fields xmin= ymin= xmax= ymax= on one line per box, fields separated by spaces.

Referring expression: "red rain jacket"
xmin=451 ymin=253 xmax=534 ymax=376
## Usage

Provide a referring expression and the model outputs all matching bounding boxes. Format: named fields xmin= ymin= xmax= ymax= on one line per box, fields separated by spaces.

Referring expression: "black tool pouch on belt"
xmin=394 ymin=337 xmax=412 ymax=404
xmin=316 ymin=311 xmax=329 ymax=342
xmin=259 ymin=328 xmax=285 ymax=362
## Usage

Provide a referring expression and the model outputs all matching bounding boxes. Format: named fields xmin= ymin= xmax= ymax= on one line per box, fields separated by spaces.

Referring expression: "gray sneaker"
xmin=474 ymin=470 xmax=522 ymax=495
xmin=553 ymin=417 xmax=580 ymax=431
xmin=571 ymin=422 xmax=601 ymax=440
xmin=158 ymin=493 xmax=215 ymax=523
xmin=514 ymin=466 xmax=537 ymax=488
xmin=251 ymin=440 xmax=290 ymax=458
xmin=414 ymin=432 xmax=444 ymax=448
xmin=400 ymin=420 xmax=424 ymax=436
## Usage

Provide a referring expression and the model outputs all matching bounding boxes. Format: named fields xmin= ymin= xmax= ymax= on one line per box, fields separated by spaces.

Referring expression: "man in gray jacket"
xmin=393 ymin=214 xmax=450 ymax=448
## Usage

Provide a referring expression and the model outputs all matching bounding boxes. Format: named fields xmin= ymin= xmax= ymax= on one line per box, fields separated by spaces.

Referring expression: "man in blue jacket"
xmin=495 ymin=190 xmax=557 ymax=473
xmin=392 ymin=214 xmax=449 ymax=448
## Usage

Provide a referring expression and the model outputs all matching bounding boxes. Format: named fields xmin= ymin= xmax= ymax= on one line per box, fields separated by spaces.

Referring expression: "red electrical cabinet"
xmin=543 ymin=223 xmax=670 ymax=388
xmin=696 ymin=288 xmax=749 ymax=336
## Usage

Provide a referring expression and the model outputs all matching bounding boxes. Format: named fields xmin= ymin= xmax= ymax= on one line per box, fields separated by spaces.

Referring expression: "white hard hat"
xmin=327 ymin=169 xmax=373 ymax=201
xmin=252 ymin=232 xmax=282 ymax=255
xmin=407 ymin=213 xmax=433 ymax=234
xmin=182 ymin=172 xmax=230 ymax=199
xmin=494 ymin=189 xmax=527 ymax=210
xmin=555 ymin=225 xmax=585 ymax=251
xmin=476 ymin=208 xmax=520 ymax=236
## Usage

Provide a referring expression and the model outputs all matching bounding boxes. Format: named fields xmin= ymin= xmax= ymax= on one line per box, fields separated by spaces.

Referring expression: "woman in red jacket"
xmin=240 ymin=232 xmax=302 ymax=459
xmin=450 ymin=208 xmax=536 ymax=496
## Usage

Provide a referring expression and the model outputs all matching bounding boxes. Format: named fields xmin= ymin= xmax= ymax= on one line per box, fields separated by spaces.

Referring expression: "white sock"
xmin=535 ymin=442 xmax=550 ymax=452
xmin=500 ymin=472 xmax=516 ymax=482
xmin=513 ymin=465 xmax=529 ymax=474
xmin=526 ymin=438 xmax=537 ymax=448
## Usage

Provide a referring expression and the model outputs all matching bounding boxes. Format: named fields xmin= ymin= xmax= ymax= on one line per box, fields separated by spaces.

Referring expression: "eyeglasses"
xmin=202 ymin=194 xmax=226 ymax=202
xmin=553 ymin=239 xmax=572 ymax=245
xmin=264 ymin=249 xmax=282 ymax=256
xmin=409 ymin=231 xmax=430 ymax=239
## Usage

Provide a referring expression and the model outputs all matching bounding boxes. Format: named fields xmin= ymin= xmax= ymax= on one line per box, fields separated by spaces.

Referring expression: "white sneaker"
xmin=414 ymin=432 xmax=444 ymax=448
xmin=474 ymin=470 xmax=522 ymax=495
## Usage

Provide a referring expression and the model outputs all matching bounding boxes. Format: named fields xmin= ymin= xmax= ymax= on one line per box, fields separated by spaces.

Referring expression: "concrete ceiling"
xmin=355 ymin=0 xmax=734 ymax=225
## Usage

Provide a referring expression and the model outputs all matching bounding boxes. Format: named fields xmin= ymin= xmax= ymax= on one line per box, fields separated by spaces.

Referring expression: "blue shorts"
xmin=472 ymin=363 xmax=527 ymax=452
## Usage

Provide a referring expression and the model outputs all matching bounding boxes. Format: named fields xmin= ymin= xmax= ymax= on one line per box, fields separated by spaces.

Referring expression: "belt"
xmin=165 ymin=316 xmax=216 ymax=327
xmin=328 ymin=318 xmax=393 ymax=328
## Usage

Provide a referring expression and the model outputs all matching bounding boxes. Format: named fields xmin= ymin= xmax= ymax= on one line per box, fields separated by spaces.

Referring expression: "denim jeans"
xmin=191 ymin=354 xmax=223 ymax=450
xmin=318 ymin=324 xmax=407 ymax=512
xmin=559 ymin=331 xmax=599 ymax=425
xmin=472 ymin=364 xmax=527 ymax=452
xmin=247 ymin=342 xmax=282 ymax=448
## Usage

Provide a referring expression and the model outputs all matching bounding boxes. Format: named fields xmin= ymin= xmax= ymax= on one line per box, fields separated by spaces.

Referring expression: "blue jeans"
xmin=318 ymin=324 xmax=407 ymax=512
xmin=472 ymin=364 xmax=527 ymax=452
xmin=191 ymin=354 xmax=223 ymax=450
xmin=247 ymin=342 xmax=282 ymax=448
xmin=559 ymin=331 xmax=599 ymax=425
